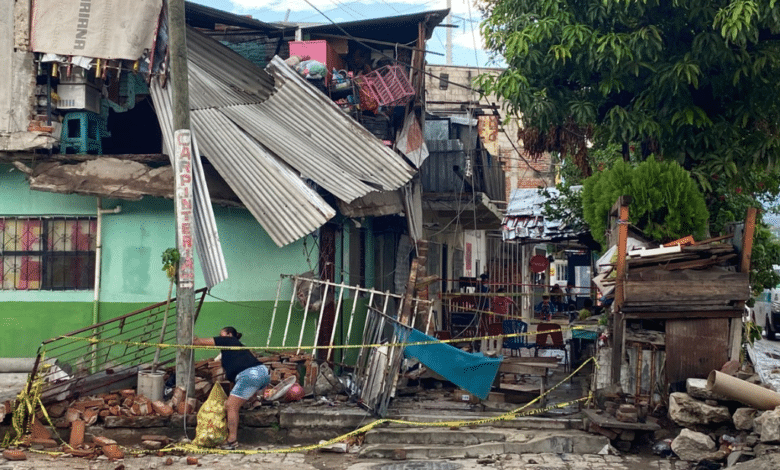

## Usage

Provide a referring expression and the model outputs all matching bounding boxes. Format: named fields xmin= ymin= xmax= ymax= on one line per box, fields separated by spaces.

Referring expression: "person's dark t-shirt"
xmin=213 ymin=336 xmax=261 ymax=382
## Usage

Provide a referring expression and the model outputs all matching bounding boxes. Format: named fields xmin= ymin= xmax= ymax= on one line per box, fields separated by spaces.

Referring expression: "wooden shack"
xmin=595 ymin=198 xmax=754 ymax=403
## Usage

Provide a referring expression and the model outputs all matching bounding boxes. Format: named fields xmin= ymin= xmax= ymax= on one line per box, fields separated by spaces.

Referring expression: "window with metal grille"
xmin=0 ymin=217 xmax=96 ymax=290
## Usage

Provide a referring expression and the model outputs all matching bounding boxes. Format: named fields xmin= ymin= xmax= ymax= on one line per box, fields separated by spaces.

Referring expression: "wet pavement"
xmin=0 ymin=449 xmax=696 ymax=470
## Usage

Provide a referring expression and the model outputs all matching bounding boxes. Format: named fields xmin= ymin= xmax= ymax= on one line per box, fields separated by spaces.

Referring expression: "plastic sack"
xmin=296 ymin=60 xmax=327 ymax=79
xmin=192 ymin=384 xmax=228 ymax=447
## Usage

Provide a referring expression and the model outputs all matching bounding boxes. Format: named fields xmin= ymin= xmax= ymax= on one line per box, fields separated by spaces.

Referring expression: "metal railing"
xmin=30 ymin=288 xmax=207 ymax=404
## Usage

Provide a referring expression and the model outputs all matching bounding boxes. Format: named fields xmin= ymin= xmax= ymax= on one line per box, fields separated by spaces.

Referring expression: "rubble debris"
xmin=668 ymin=392 xmax=731 ymax=427
xmin=733 ymin=408 xmax=758 ymax=431
xmin=671 ymin=429 xmax=716 ymax=461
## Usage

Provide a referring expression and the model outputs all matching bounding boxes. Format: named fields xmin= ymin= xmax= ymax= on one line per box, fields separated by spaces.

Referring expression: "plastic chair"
xmin=535 ymin=322 xmax=571 ymax=372
xmin=60 ymin=111 xmax=110 ymax=154
xmin=481 ymin=322 xmax=504 ymax=356
xmin=502 ymin=319 xmax=535 ymax=357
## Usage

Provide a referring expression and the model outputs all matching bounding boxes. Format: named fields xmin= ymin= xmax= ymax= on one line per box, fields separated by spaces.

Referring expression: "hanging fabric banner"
xmin=30 ymin=0 xmax=162 ymax=59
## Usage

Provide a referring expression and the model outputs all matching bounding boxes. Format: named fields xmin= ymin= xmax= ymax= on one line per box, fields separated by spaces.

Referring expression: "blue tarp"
xmin=401 ymin=327 xmax=502 ymax=400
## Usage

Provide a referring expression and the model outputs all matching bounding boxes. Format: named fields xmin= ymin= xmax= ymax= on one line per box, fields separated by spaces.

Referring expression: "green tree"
xmin=477 ymin=0 xmax=780 ymax=192
xmin=478 ymin=0 xmax=780 ymax=292
xmin=581 ymin=157 xmax=709 ymax=247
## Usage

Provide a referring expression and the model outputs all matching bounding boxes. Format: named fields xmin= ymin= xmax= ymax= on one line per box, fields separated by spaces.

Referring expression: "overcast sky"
xmin=190 ymin=0 xmax=500 ymax=68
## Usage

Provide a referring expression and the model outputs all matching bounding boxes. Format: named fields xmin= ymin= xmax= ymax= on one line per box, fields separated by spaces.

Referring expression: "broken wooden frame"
xmin=271 ymin=275 xmax=433 ymax=416
xmin=29 ymin=288 xmax=207 ymax=404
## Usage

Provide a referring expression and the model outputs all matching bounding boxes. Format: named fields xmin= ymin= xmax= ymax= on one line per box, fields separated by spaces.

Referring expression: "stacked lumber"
xmin=627 ymin=243 xmax=738 ymax=273
xmin=621 ymin=242 xmax=748 ymax=313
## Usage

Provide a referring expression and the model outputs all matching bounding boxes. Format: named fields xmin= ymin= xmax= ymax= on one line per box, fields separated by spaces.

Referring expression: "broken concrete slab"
xmin=668 ymin=392 xmax=731 ymax=427
xmin=671 ymin=428 xmax=715 ymax=462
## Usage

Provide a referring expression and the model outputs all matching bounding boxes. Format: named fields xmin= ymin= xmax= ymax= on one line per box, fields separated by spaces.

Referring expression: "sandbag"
xmin=192 ymin=384 xmax=228 ymax=447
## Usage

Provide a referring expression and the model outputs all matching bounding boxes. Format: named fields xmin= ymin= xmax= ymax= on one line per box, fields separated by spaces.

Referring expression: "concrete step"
xmin=364 ymin=427 xmax=508 ymax=446
xmin=358 ymin=430 xmax=609 ymax=459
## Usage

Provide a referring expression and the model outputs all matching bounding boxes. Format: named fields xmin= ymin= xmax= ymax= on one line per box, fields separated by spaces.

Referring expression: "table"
xmin=495 ymin=356 xmax=558 ymax=406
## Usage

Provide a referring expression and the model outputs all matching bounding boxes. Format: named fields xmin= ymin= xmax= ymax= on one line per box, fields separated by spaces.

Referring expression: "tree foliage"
xmin=581 ymin=157 xmax=709 ymax=248
xmin=477 ymin=0 xmax=780 ymax=190
xmin=479 ymin=0 xmax=780 ymax=293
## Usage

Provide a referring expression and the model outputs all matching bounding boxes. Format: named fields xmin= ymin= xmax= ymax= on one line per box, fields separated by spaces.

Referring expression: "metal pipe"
xmin=311 ymin=283 xmax=330 ymax=357
xmin=296 ymin=281 xmax=314 ymax=354
xmin=47 ymin=290 xmax=205 ymax=345
xmin=92 ymin=198 xmax=122 ymax=371
xmin=93 ymin=198 xmax=123 ymax=324
xmin=267 ymin=278 xmax=283 ymax=348
xmin=327 ymin=285 xmax=344 ymax=362
xmin=707 ymin=370 xmax=780 ymax=410
xmin=282 ymin=281 xmax=298 ymax=349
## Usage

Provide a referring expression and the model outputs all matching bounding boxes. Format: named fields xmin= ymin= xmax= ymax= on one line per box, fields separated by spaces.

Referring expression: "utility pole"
xmin=168 ymin=0 xmax=195 ymax=395
xmin=446 ymin=0 xmax=452 ymax=65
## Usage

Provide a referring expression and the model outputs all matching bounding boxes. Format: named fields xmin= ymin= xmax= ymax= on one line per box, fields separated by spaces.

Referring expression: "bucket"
xmin=137 ymin=370 xmax=165 ymax=401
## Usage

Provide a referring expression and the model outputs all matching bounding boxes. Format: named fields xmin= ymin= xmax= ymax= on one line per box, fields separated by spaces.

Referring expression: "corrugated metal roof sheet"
xmin=150 ymin=80 xmax=228 ymax=288
xmin=502 ymin=187 xmax=582 ymax=242
xmin=185 ymin=2 xmax=281 ymax=33
xmin=151 ymin=29 xmax=415 ymax=247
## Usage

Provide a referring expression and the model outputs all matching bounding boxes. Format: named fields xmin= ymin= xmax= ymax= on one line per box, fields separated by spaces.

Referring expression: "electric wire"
xmin=299 ymin=0 xmax=478 ymax=93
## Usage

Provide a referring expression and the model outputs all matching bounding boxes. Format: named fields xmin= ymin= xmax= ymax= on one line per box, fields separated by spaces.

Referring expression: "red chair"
xmin=535 ymin=322 xmax=570 ymax=372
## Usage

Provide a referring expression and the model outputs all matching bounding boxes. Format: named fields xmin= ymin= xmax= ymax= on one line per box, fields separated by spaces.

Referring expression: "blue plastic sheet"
xmin=401 ymin=327 xmax=502 ymax=400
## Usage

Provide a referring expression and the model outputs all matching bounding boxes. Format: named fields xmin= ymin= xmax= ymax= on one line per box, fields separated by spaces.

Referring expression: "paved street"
xmin=0 ymin=450 xmax=695 ymax=470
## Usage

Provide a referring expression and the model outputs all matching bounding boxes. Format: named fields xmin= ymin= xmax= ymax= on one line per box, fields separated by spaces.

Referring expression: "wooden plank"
xmin=498 ymin=382 xmax=542 ymax=393
xmin=666 ymin=318 xmax=729 ymax=386
xmin=612 ymin=196 xmax=631 ymax=384
xmin=583 ymin=409 xmax=660 ymax=431
xmin=624 ymin=279 xmax=749 ymax=304
xmin=625 ymin=310 xmax=742 ymax=320
xmin=499 ymin=363 xmax=553 ymax=375
xmin=503 ymin=356 xmax=559 ymax=365
xmin=741 ymin=208 xmax=757 ymax=273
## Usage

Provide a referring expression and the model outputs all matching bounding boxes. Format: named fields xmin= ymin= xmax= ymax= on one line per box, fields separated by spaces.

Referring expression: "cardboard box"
xmin=452 ymin=389 xmax=480 ymax=404
xmin=57 ymin=83 xmax=102 ymax=113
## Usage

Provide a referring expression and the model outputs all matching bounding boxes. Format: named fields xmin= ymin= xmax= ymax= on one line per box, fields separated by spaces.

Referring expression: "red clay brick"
xmin=73 ymin=399 xmax=104 ymax=411
xmin=30 ymin=437 xmax=58 ymax=448
xmin=30 ymin=417 xmax=52 ymax=439
xmin=69 ymin=420 xmax=85 ymax=447
xmin=151 ymin=401 xmax=174 ymax=417
xmin=2 ymin=449 xmax=27 ymax=460
xmin=102 ymin=443 xmax=124 ymax=460
xmin=93 ymin=436 xmax=117 ymax=447
xmin=66 ymin=407 xmax=81 ymax=423
xmin=82 ymin=408 xmax=98 ymax=425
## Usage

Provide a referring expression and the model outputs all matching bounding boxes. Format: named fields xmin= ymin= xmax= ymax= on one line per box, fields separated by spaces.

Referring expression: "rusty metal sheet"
xmin=666 ymin=318 xmax=729 ymax=387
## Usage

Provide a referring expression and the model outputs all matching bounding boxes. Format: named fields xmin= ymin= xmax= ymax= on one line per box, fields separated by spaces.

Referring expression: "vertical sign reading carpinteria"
xmin=174 ymin=130 xmax=195 ymax=288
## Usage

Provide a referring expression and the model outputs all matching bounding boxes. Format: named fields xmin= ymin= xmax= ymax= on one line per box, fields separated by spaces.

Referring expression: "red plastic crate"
xmin=354 ymin=65 xmax=415 ymax=107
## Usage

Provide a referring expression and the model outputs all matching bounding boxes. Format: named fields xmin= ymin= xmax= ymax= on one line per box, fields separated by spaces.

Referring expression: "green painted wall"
xmin=0 ymin=164 xmax=322 ymax=358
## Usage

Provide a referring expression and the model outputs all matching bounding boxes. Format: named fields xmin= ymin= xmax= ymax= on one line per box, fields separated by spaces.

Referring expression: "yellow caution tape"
xmin=164 ymin=357 xmax=596 ymax=455
xmin=10 ymin=354 xmax=596 ymax=458
xmin=49 ymin=324 xmax=589 ymax=354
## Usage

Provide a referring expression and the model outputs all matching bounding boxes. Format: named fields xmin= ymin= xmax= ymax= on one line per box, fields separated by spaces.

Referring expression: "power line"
xmin=299 ymin=0 xmax=479 ymax=93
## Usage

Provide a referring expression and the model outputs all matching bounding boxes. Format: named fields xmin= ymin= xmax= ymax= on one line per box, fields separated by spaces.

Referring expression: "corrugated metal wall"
xmin=666 ymin=318 xmax=730 ymax=387
xmin=421 ymin=140 xmax=467 ymax=193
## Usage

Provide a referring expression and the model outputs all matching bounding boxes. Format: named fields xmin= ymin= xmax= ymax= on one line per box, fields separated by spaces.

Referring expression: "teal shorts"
xmin=231 ymin=365 xmax=269 ymax=400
